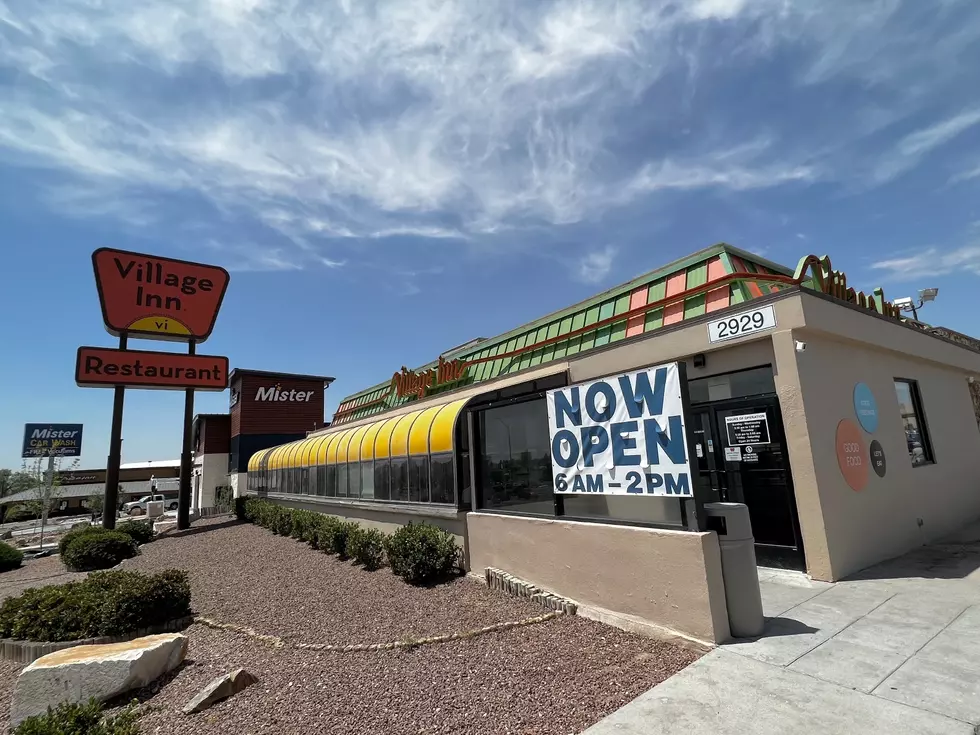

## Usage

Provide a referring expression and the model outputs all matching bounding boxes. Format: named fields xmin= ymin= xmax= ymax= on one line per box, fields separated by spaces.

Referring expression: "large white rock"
xmin=10 ymin=633 xmax=188 ymax=726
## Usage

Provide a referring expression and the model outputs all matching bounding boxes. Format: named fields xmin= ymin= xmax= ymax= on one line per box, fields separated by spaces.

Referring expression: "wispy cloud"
xmin=575 ymin=245 xmax=616 ymax=283
xmin=874 ymin=108 xmax=980 ymax=183
xmin=872 ymin=244 xmax=980 ymax=280
xmin=0 ymin=0 xmax=978 ymax=276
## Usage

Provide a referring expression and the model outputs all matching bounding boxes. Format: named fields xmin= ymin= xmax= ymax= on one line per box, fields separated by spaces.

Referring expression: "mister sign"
xmin=546 ymin=363 xmax=693 ymax=497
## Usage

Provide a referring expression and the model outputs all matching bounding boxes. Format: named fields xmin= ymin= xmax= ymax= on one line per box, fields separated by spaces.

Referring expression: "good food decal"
xmin=546 ymin=363 xmax=693 ymax=497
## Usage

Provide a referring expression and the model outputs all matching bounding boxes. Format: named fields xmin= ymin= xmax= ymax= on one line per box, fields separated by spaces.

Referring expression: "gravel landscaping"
xmin=0 ymin=516 xmax=703 ymax=734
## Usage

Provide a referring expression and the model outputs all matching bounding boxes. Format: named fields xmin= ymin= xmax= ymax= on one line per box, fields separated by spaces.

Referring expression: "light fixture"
xmin=894 ymin=288 xmax=939 ymax=321
xmin=919 ymin=287 xmax=939 ymax=303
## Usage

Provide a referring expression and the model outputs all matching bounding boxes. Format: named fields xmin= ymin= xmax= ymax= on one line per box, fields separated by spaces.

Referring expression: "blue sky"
xmin=1 ymin=0 xmax=980 ymax=470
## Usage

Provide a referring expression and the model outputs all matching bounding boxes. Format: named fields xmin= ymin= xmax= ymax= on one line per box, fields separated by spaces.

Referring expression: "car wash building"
xmin=244 ymin=243 xmax=980 ymax=644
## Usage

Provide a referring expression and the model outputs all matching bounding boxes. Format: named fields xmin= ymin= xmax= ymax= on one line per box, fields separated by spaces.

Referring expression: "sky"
xmin=1 ymin=0 xmax=980 ymax=469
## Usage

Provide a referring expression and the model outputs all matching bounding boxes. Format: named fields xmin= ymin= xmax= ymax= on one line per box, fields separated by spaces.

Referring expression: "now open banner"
xmin=546 ymin=363 xmax=693 ymax=497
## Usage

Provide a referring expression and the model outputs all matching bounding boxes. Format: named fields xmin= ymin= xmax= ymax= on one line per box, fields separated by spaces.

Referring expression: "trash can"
xmin=146 ymin=500 xmax=165 ymax=519
xmin=704 ymin=502 xmax=765 ymax=638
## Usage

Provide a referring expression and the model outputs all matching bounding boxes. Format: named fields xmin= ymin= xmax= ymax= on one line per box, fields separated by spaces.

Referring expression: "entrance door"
xmin=692 ymin=396 xmax=805 ymax=570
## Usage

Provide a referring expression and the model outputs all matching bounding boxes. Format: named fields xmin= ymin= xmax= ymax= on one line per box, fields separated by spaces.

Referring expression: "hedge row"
xmin=0 ymin=569 xmax=191 ymax=642
xmin=236 ymin=497 xmax=461 ymax=584
xmin=14 ymin=698 xmax=140 ymax=735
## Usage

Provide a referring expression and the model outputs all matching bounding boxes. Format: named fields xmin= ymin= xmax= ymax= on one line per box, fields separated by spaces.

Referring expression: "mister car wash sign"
xmin=22 ymin=423 xmax=83 ymax=458
xmin=92 ymin=248 xmax=230 ymax=342
xmin=546 ymin=363 xmax=693 ymax=497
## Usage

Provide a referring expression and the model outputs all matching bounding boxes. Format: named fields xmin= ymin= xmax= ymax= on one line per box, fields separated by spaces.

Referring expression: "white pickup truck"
xmin=121 ymin=494 xmax=178 ymax=515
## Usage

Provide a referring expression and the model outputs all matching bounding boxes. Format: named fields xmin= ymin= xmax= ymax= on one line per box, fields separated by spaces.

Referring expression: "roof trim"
xmin=229 ymin=368 xmax=336 ymax=384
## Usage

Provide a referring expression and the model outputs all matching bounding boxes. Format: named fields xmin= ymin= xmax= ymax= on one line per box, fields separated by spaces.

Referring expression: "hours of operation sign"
xmin=725 ymin=412 xmax=771 ymax=446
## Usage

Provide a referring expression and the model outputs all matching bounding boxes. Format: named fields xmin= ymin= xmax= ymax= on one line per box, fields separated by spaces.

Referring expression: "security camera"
xmin=795 ymin=340 xmax=807 ymax=353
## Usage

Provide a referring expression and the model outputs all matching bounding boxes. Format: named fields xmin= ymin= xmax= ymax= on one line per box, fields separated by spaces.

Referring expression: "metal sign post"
xmin=177 ymin=341 xmax=196 ymax=530
xmin=102 ymin=333 xmax=128 ymax=530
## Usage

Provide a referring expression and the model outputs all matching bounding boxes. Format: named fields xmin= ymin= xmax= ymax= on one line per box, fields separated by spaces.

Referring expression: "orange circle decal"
xmin=836 ymin=419 xmax=868 ymax=492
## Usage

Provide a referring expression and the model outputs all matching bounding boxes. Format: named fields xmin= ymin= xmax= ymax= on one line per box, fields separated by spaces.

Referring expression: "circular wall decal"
xmin=836 ymin=419 xmax=869 ymax=492
xmin=853 ymin=382 xmax=879 ymax=433
xmin=870 ymin=440 xmax=886 ymax=478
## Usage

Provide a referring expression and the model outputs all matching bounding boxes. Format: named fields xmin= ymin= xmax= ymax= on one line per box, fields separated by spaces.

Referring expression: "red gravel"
xmin=0 ymin=517 xmax=703 ymax=734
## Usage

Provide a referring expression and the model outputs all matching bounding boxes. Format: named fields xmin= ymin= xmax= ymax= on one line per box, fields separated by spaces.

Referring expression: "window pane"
xmin=337 ymin=464 xmax=348 ymax=498
xmin=324 ymin=465 xmax=336 ymax=497
xmin=430 ymin=454 xmax=455 ymax=505
xmin=689 ymin=366 xmax=775 ymax=405
xmin=409 ymin=457 xmax=430 ymax=502
xmin=361 ymin=462 xmax=375 ymax=499
xmin=315 ymin=467 xmax=326 ymax=496
xmin=374 ymin=460 xmax=391 ymax=501
xmin=478 ymin=398 xmax=553 ymax=514
xmin=894 ymin=379 xmax=934 ymax=466
xmin=349 ymin=462 xmax=362 ymax=499
xmin=391 ymin=459 xmax=409 ymax=501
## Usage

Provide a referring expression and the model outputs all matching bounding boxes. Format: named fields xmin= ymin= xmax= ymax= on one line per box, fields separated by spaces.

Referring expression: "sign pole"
xmin=102 ymin=333 xmax=128 ymax=530
xmin=177 ymin=340 xmax=196 ymax=530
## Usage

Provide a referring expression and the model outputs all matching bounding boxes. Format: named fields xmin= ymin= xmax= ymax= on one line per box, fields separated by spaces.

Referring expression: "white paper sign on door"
xmin=724 ymin=446 xmax=742 ymax=462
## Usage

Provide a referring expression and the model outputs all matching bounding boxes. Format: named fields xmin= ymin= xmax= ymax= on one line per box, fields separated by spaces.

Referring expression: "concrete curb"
xmin=483 ymin=568 xmax=579 ymax=615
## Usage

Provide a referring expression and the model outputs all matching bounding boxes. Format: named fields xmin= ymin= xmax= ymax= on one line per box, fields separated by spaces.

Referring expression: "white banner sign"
xmin=546 ymin=363 xmax=693 ymax=497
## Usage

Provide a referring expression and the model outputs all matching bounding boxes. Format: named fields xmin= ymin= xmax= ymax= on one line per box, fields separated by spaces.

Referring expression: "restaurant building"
xmin=244 ymin=243 xmax=980 ymax=643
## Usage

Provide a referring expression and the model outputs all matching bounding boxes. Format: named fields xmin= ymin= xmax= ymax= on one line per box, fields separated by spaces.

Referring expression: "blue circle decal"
xmin=853 ymin=383 xmax=878 ymax=433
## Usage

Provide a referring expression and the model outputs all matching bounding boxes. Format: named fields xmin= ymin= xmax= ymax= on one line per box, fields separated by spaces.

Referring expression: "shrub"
xmin=61 ymin=530 xmax=137 ymax=572
xmin=327 ymin=520 xmax=358 ymax=559
xmin=5 ymin=506 xmax=33 ymax=523
xmin=235 ymin=496 xmax=248 ymax=522
xmin=0 ymin=542 xmax=23 ymax=572
xmin=13 ymin=698 xmax=140 ymax=735
xmin=115 ymin=519 xmax=155 ymax=546
xmin=308 ymin=515 xmax=337 ymax=551
xmin=0 ymin=569 xmax=191 ymax=642
xmin=58 ymin=525 xmax=103 ymax=557
xmin=289 ymin=509 xmax=319 ymax=543
xmin=346 ymin=527 xmax=387 ymax=571
xmin=385 ymin=523 xmax=462 ymax=585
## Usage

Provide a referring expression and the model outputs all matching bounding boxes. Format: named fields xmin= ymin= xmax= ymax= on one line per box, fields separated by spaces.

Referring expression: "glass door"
xmin=711 ymin=397 xmax=805 ymax=569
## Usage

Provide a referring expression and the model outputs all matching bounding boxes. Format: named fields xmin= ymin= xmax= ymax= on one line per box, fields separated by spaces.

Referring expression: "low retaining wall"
xmin=467 ymin=512 xmax=730 ymax=644
xmin=0 ymin=616 xmax=194 ymax=665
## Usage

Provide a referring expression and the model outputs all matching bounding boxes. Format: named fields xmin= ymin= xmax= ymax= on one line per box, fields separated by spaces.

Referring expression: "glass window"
xmin=689 ymin=366 xmax=775 ymax=405
xmin=478 ymin=398 xmax=553 ymax=514
xmin=315 ymin=467 xmax=326 ymax=496
xmin=349 ymin=463 xmax=362 ymax=499
xmin=391 ymin=459 xmax=409 ymax=501
xmin=361 ymin=462 xmax=375 ymax=499
xmin=337 ymin=464 xmax=348 ymax=498
xmin=562 ymin=495 xmax=683 ymax=526
xmin=374 ymin=459 xmax=391 ymax=501
xmin=324 ymin=465 xmax=337 ymax=497
xmin=409 ymin=457 xmax=430 ymax=502
xmin=894 ymin=379 xmax=934 ymax=466
xmin=430 ymin=454 xmax=455 ymax=505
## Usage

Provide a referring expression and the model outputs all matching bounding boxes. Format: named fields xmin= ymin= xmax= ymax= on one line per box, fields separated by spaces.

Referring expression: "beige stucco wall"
xmin=467 ymin=512 xmax=731 ymax=643
xmin=786 ymin=294 xmax=980 ymax=580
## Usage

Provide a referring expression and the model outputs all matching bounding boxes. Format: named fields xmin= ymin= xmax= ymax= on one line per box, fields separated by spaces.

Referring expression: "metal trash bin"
xmin=704 ymin=502 xmax=765 ymax=638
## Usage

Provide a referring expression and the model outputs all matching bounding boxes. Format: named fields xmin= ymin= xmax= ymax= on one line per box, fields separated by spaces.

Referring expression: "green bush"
xmin=289 ymin=509 xmax=319 ymax=543
xmin=61 ymin=530 xmax=137 ymax=572
xmin=385 ymin=523 xmax=461 ymax=585
xmin=115 ymin=519 xmax=155 ymax=546
xmin=5 ymin=506 xmax=34 ymax=523
xmin=0 ymin=569 xmax=191 ymax=642
xmin=58 ymin=525 xmax=102 ymax=557
xmin=235 ymin=496 xmax=248 ymax=521
xmin=0 ymin=541 xmax=23 ymax=572
xmin=346 ymin=527 xmax=387 ymax=571
xmin=308 ymin=515 xmax=338 ymax=551
xmin=13 ymin=698 xmax=140 ymax=735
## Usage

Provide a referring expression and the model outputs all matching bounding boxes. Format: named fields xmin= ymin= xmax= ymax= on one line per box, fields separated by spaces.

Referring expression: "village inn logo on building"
xmin=255 ymin=384 xmax=315 ymax=403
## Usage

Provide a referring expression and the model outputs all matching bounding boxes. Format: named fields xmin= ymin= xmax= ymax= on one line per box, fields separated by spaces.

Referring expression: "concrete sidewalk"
xmin=584 ymin=525 xmax=980 ymax=734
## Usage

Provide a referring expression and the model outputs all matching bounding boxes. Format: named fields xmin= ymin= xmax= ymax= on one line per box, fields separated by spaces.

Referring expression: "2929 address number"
xmin=707 ymin=305 xmax=777 ymax=343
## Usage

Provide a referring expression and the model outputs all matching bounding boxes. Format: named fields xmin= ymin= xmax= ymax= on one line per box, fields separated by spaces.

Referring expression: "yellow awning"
xmin=250 ymin=396 xmax=469 ymax=473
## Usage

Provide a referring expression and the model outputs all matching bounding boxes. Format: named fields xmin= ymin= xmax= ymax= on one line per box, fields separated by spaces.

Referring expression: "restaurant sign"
xmin=391 ymin=356 xmax=471 ymax=399
xmin=794 ymin=254 xmax=902 ymax=319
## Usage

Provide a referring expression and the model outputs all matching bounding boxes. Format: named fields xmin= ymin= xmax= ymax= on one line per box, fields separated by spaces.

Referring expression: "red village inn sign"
xmin=92 ymin=248 xmax=230 ymax=342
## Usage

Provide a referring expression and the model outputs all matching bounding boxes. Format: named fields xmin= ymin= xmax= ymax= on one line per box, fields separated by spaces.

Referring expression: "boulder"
xmin=10 ymin=633 xmax=187 ymax=727
xmin=182 ymin=668 xmax=257 ymax=714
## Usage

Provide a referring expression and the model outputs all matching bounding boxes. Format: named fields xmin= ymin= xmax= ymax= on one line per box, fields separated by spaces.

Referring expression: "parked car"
xmin=121 ymin=494 xmax=178 ymax=515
